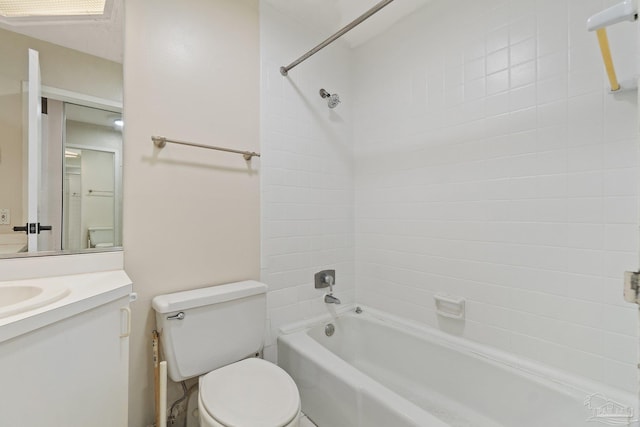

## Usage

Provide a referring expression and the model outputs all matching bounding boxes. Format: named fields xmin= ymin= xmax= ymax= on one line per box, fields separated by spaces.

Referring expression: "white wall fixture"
xmin=434 ymin=293 xmax=465 ymax=320
xmin=587 ymin=0 xmax=638 ymax=31
xmin=0 ymin=209 xmax=9 ymax=225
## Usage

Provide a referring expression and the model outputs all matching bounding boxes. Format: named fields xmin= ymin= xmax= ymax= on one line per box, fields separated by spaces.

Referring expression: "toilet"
xmin=152 ymin=281 xmax=301 ymax=427
xmin=87 ymin=226 xmax=114 ymax=248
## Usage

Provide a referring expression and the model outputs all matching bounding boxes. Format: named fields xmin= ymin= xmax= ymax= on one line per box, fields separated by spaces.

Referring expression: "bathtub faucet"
xmin=315 ymin=270 xmax=340 ymax=304
xmin=324 ymin=293 xmax=341 ymax=304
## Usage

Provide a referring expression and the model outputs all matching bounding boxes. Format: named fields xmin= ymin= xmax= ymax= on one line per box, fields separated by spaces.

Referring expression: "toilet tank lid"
xmin=88 ymin=226 xmax=112 ymax=231
xmin=152 ymin=280 xmax=267 ymax=314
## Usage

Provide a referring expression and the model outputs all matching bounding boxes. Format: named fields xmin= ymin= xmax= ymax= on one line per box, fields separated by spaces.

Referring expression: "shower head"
xmin=319 ymin=88 xmax=340 ymax=109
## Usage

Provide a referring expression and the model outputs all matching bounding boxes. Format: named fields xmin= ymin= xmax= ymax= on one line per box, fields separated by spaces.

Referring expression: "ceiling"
xmin=66 ymin=103 xmax=122 ymax=128
xmin=0 ymin=0 xmax=123 ymax=63
xmin=264 ymin=0 xmax=430 ymax=47
xmin=0 ymin=0 xmax=427 ymax=64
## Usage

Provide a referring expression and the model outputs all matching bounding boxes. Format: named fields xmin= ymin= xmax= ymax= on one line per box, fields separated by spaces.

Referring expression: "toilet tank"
xmin=152 ymin=280 xmax=267 ymax=382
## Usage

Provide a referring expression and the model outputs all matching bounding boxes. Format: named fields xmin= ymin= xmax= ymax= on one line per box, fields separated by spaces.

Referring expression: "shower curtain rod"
xmin=279 ymin=0 xmax=395 ymax=76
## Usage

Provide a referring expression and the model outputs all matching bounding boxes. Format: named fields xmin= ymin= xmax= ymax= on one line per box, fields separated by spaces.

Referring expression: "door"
xmin=21 ymin=48 xmax=52 ymax=252
xmin=25 ymin=48 xmax=41 ymax=252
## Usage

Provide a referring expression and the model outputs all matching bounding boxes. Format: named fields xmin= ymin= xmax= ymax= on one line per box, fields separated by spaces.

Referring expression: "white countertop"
xmin=0 ymin=270 xmax=132 ymax=343
xmin=0 ymin=244 xmax=27 ymax=255
xmin=0 ymin=234 xmax=27 ymax=255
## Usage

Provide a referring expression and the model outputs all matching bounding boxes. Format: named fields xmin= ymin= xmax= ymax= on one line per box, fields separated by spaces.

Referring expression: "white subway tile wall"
xmin=353 ymin=0 xmax=639 ymax=392
xmin=260 ymin=4 xmax=356 ymax=359
xmin=261 ymin=0 xmax=640 ymax=393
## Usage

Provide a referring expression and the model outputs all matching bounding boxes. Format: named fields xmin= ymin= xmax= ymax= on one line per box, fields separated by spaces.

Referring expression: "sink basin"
xmin=0 ymin=286 xmax=43 ymax=307
xmin=0 ymin=284 xmax=70 ymax=319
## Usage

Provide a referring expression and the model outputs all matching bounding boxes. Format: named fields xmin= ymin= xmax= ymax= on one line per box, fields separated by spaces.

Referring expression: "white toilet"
xmin=87 ymin=226 xmax=114 ymax=248
xmin=152 ymin=281 xmax=301 ymax=427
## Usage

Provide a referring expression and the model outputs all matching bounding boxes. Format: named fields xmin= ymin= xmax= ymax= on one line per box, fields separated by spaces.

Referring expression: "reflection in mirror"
xmin=0 ymin=2 xmax=123 ymax=257
xmin=63 ymin=104 xmax=123 ymax=251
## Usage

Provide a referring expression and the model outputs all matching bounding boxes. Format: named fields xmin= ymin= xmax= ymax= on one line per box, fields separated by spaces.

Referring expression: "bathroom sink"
xmin=0 ymin=286 xmax=43 ymax=307
xmin=0 ymin=284 xmax=70 ymax=319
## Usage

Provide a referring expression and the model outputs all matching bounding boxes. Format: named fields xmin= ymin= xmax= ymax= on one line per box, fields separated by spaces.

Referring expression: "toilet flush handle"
xmin=167 ymin=312 xmax=185 ymax=320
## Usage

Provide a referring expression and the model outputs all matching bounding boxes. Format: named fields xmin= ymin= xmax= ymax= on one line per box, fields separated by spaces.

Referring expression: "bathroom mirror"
xmin=0 ymin=1 xmax=123 ymax=257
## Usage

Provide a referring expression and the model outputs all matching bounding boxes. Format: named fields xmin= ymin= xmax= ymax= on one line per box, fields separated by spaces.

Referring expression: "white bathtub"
xmin=278 ymin=306 xmax=638 ymax=427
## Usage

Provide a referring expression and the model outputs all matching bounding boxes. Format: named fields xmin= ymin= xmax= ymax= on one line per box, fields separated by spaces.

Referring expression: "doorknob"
xmin=12 ymin=223 xmax=52 ymax=234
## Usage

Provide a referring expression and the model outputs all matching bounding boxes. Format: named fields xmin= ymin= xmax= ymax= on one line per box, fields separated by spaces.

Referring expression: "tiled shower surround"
xmin=260 ymin=4 xmax=356 ymax=358
xmin=261 ymin=0 xmax=640 ymax=392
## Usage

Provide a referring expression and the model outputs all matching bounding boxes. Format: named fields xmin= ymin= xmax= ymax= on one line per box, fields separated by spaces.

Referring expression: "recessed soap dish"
xmin=434 ymin=293 xmax=465 ymax=320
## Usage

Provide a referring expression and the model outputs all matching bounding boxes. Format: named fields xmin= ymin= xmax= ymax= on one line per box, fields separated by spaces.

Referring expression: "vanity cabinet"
xmin=0 ymin=295 xmax=130 ymax=427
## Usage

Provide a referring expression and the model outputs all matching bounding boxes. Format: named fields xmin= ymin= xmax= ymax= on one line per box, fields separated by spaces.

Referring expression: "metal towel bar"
xmin=152 ymin=136 xmax=260 ymax=161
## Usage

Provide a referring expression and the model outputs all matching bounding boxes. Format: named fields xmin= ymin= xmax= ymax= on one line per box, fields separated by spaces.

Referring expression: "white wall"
xmin=123 ymin=0 xmax=260 ymax=425
xmin=353 ymin=0 xmax=639 ymax=392
xmin=260 ymin=3 xmax=356 ymax=359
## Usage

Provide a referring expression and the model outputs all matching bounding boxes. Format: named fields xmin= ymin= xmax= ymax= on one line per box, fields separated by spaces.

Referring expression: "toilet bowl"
xmin=152 ymin=281 xmax=301 ymax=427
xmin=198 ymin=358 xmax=300 ymax=427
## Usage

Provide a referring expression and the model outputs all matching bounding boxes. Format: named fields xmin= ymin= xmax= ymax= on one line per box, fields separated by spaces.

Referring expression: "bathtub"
xmin=278 ymin=306 xmax=638 ymax=427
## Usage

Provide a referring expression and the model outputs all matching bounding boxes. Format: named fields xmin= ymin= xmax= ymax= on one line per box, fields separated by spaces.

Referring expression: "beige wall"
xmin=122 ymin=0 xmax=260 ymax=425
xmin=0 ymin=27 xmax=122 ymax=100
xmin=0 ymin=73 xmax=22 ymax=237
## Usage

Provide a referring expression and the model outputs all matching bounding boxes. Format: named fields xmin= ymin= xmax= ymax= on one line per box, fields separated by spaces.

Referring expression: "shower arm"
xmin=279 ymin=0 xmax=395 ymax=76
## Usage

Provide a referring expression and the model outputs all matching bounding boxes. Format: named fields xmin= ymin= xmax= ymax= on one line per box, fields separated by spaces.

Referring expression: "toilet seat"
xmin=199 ymin=358 xmax=300 ymax=427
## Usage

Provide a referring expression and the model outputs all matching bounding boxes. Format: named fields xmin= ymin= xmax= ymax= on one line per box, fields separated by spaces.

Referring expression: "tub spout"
xmin=324 ymin=293 xmax=341 ymax=304
xmin=316 ymin=270 xmax=340 ymax=304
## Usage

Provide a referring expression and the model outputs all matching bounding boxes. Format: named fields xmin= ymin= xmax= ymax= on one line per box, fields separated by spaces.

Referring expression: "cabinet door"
xmin=0 ymin=296 xmax=130 ymax=427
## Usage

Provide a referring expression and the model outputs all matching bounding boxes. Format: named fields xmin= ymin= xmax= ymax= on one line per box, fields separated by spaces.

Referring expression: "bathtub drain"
xmin=325 ymin=323 xmax=335 ymax=337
